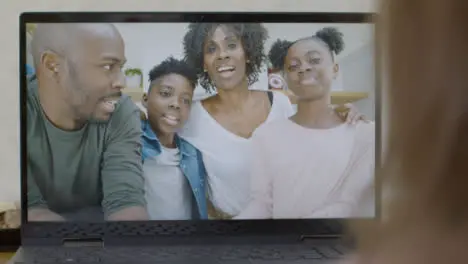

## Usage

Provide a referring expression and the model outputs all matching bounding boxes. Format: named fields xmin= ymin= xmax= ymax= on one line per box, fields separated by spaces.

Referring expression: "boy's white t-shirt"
xmin=178 ymin=91 xmax=294 ymax=217
xmin=143 ymin=146 xmax=193 ymax=220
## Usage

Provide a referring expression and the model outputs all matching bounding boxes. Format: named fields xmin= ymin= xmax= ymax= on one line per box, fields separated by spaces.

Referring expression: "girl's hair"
xmin=354 ymin=0 xmax=468 ymax=261
xmin=268 ymin=39 xmax=293 ymax=71
xmin=314 ymin=27 xmax=345 ymax=58
xmin=267 ymin=27 xmax=345 ymax=71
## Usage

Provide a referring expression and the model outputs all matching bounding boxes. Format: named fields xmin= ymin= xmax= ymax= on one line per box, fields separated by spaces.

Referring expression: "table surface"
xmin=0 ymin=252 xmax=14 ymax=263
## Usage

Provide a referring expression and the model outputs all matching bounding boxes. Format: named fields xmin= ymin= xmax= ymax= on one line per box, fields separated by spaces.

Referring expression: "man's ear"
xmin=142 ymin=93 xmax=148 ymax=108
xmin=41 ymin=51 xmax=61 ymax=76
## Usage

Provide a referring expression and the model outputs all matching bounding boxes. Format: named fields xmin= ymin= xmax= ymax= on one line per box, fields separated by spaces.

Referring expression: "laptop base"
xmin=9 ymin=239 xmax=348 ymax=263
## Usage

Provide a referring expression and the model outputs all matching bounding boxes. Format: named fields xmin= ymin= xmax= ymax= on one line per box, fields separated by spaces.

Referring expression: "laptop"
xmin=11 ymin=12 xmax=379 ymax=263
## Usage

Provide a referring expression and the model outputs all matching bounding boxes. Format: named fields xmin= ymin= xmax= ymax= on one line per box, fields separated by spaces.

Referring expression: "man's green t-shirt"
xmin=27 ymin=81 xmax=146 ymax=220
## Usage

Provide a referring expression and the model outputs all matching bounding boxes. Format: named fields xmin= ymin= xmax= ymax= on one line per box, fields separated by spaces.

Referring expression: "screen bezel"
xmin=19 ymin=12 xmax=381 ymax=245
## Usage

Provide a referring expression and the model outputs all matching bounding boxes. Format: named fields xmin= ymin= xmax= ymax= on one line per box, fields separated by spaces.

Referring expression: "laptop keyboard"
xmin=23 ymin=244 xmax=347 ymax=263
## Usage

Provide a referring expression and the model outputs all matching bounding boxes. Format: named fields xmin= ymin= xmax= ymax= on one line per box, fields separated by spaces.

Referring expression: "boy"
xmin=141 ymin=57 xmax=207 ymax=220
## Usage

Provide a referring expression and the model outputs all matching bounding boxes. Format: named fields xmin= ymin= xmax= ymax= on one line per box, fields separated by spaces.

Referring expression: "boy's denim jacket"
xmin=141 ymin=120 xmax=208 ymax=219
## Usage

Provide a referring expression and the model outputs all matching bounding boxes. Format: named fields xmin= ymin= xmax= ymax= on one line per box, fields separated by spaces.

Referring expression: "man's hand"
xmin=334 ymin=103 xmax=370 ymax=124
xmin=140 ymin=110 xmax=147 ymax=121
xmin=28 ymin=207 xmax=65 ymax=221
xmin=106 ymin=206 xmax=149 ymax=221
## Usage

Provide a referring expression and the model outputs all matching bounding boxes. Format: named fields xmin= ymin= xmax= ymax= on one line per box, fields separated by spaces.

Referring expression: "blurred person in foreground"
xmin=342 ymin=0 xmax=468 ymax=263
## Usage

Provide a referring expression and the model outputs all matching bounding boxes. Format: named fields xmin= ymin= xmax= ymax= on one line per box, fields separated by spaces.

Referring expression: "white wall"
xmin=115 ymin=23 xmax=188 ymax=92
xmin=0 ymin=0 xmax=377 ymax=203
xmin=339 ymin=42 xmax=376 ymax=119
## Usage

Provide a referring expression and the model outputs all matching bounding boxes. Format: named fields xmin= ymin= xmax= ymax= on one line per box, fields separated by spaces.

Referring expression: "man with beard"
xmin=27 ymin=23 xmax=148 ymax=221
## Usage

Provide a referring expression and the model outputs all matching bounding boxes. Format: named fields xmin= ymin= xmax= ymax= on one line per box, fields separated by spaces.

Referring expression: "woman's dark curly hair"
xmin=271 ymin=27 xmax=345 ymax=71
xmin=183 ymin=23 xmax=268 ymax=92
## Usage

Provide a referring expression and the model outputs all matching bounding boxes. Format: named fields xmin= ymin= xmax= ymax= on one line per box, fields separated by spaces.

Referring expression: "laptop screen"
xmin=24 ymin=19 xmax=376 ymax=222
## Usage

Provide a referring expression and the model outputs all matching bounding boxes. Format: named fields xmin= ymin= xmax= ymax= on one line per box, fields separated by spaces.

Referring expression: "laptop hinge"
xmin=62 ymin=237 xmax=104 ymax=247
xmin=300 ymin=234 xmax=341 ymax=241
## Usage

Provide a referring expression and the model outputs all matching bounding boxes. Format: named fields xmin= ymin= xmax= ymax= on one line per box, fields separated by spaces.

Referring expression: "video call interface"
xmin=25 ymin=22 xmax=376 ymax=222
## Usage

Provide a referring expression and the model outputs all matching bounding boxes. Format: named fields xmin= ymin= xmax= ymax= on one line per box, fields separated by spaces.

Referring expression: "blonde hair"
xmin=353 ymin=0 xmax=468 ymax=262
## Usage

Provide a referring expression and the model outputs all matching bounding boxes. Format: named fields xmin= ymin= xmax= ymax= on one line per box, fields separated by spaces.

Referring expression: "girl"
xmin=237 ymin=27 xmax=375 ymax=219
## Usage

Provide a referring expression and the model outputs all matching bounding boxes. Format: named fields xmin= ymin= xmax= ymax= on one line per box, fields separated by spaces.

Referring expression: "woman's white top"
xmin=178 ymin=91 xmax=294 ymax=216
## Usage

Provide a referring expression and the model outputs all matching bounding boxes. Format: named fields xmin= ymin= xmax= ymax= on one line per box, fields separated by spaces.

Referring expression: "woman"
xmin=341 ymin=0 xmax=468 ymax=263
xmin=237 ymin=27 xmax=375 ymax=219
xmin=179 ymin=23 xmax=365 ymax=219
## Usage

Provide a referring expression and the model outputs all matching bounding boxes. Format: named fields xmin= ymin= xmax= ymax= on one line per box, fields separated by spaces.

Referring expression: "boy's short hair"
xmin=148 ymin=57 xmax=198 ymax=93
